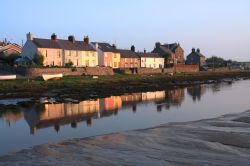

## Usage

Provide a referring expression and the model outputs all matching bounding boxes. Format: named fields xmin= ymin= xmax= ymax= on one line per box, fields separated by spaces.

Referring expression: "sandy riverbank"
xmin=1 ymin=110 xmax=250 ymax=165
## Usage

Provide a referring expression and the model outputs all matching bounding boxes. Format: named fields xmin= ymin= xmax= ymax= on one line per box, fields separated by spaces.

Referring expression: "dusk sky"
xmin=2 ymin=0 xmax=250 ymax=61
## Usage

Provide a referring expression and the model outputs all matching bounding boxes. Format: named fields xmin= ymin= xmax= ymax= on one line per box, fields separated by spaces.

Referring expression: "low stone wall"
xmin=84 ymin=67 xmax=114 ymax=76
xmin=0 ymin=65 xmax=114 ymax=77
xmin=174 ymin=64 xmax=199 ymax=73
xmin=208 ymin=67 xmax=241 ymax=72
xmin=137 ymin=68 xmax=163 ymax=75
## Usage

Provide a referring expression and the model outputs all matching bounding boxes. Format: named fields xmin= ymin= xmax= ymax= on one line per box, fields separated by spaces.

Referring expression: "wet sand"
xmin=1 ymin=111 xmax=250 ymax=166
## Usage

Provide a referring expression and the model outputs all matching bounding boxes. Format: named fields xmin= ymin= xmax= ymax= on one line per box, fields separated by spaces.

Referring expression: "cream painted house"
xmin=138 ymin=52 xmax=164 ymax=69
xmin=20 ymin=33 xmax=98 ymax=67
xmin=90 ymin=42 xmax=121 ymax=68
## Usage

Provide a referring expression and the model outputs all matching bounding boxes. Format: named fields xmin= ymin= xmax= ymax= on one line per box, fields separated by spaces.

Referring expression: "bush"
xmin=33 ymin=52 xmax=44 ymax=66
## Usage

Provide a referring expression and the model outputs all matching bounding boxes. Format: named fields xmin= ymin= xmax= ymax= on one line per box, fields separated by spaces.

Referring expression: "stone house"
xmin=152 ymin=42 xmax=185 ymax=67
xmin=186 ymin=48 xmax=206 ymax=67
xmin=20 ymin=33 xmax=98 ymax=67
xmin=0 ymin=41 xmax=21 ymax=57
xmin=118 ymin=45 xmax=141 ymax=68
xmin=90 ymin=42 xmax=121 ymax=68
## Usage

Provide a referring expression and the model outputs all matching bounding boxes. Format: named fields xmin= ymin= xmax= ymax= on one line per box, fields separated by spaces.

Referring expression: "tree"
xmin=33 ymin=52 xmax=44 ymax=66
xmin=0 ymin=53 xmax=20 ymax=66
xmin=206 ymin=56 xmax=226 ymax=68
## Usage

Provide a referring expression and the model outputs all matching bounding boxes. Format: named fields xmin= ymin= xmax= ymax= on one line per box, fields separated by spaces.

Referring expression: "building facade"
xmin=152 ymin=42 xmax=185 ymax=67
xmin=90 ymin=42 xmax=121 ymax=68
xmin=118 ymin=45 xmax=141 ymax=68
xmin=20 ymin=33 xmax=98 ymax=67
xmin=186 ymin=48 xmax=206 ymax=67
xmin=138 ymin=52 xmax=164 ymax=69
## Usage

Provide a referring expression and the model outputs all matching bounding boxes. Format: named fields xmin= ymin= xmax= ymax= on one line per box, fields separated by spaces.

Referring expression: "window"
xmin=114 ymin=54 xmax=117 ymax=58
xmin=92 ymin=60 xmax=95 ymax=66
xmin=46 ymin=50 xmax=48 ymax=57
xmin=114 ymin=62 xmax=117 ymax=67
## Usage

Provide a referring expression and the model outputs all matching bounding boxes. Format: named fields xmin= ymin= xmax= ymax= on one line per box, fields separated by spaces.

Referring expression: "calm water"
xmin=0 ymin=80 xmax=250 ymax=156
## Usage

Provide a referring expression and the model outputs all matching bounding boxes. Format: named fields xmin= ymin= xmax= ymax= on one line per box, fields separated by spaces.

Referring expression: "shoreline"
xmin=0 ymin=71 xmax=250 ymax=100
xmin=1 ymin=110 xmax=250 ymax=165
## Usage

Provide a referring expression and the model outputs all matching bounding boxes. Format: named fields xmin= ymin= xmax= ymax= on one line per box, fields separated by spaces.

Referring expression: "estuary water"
xmin=0 ymin=80 xmax=250 ymax=156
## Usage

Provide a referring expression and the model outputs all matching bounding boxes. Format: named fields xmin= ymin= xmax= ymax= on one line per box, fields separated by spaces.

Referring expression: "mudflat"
xmin=1 ymin=110 xmax=250 ymax=166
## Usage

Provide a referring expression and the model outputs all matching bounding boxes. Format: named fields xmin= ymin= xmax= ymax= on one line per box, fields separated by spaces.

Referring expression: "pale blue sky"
xmin=2 ymin=0 xmax=250 ymax=61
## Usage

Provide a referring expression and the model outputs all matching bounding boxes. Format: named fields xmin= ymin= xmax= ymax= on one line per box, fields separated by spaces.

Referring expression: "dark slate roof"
xmin=138 ymin=52 xmax=162 ymax=58
xmin=153 ymin=43 xmax=180 ymax=55
xmin=163 ymin=43 xmax=179 ymax=53
xmin=91 ymin=42 xmax=120 ymax=53
xmin=187 ymin=51 xmax=205 ymax=58
xmin=32 ymin=38 xmax=95 ymax=51
xmin=117 ymin=49 xmax=140 ymax=58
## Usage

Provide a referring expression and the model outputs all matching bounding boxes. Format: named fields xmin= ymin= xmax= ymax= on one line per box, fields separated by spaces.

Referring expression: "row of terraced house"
xmin=19 ymin=33 xmax=206 ymax=68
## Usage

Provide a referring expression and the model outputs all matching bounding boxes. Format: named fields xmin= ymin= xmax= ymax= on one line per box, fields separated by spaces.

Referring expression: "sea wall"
xmin=174 ymin=64 xmax=199 ymax=73
xmin=0 ymin=65 xmax=114 ymax=77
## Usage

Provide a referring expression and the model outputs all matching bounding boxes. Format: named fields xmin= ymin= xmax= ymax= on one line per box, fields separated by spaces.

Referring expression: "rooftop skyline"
xmin=2 ymin=0 xmax=250 ymax=61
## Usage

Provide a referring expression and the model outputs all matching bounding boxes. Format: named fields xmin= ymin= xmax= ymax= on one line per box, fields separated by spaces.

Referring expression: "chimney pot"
xmin=131 ymin=45 xmax=135 ymax=52
xmin=197 ymin=48 xmax=200 ymax=53
xmin=27 ymin=32 xmax=33 ymax=41
xmin=51 ymin=33 xmax=57 ymax=40
xmin=84 ymin=36 xmax=89 ymax=44
xmin=155 ymin=42 xmax=161 ymax=49
xmin=112 ymin=44 xmax=116 ymax=49
xmin=192 ymin=48 xmax=195 ymax=53
xmin=68 ymin=35 xmax=75 ymax=43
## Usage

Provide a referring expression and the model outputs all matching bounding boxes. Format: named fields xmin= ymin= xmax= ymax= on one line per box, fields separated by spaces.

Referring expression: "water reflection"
xmin=0 ymin=82 xmax=235 ymax=135
xmin=1 ymin=88 xmax=188 ymax=135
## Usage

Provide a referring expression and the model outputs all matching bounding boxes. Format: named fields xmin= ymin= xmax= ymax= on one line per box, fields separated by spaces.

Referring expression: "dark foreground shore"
xmin=1 ymin=110 xmax=250 ymax=166
xmin=1 ymin=71 xmax=250 ymax=100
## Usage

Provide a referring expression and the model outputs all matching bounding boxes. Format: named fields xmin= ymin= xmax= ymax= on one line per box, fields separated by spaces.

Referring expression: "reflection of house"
xmin=2 ymin=112 xmax=23 ymax=124
xmin=142 ymin=91 xmax=166 ymax=102
xmin=186 ymin=48 xmax=206 ymax=67
xmin=24 ymin=100 xmax=100 ymax=134
xmin=120 ymin=93 xmax=142 ymax=112
xmin=187 ymin=85 xmax=206 ymax=101
xmin=91 ymin=42 xmax=121 ymax=68
xmin=167 ymin=88 xmax=185 ymax=106
xmin=152 ymin=42 xmax=184 ymax=67
xmin=103 ymin=96 xmax=122 ymax=111
xmin=20 ymin=33 xmax=98 ymax=67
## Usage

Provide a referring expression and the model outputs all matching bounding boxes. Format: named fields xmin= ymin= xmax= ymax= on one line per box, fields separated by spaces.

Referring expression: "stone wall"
xmin=174 ymin=64 xmax=199 ymax=73
xmin=207 ymin=67 xmax=241 ymax=72
xmin=137 ymin=68 xmax=163 ymax=75
xmin=0 ymin=65 xmax=114 ymax=77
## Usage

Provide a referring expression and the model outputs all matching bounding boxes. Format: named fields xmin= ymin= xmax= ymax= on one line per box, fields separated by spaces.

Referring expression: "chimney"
xmin=131 ymin=45 xmax=135 ymax=52
xmin=84 ymin=36 xmax=89 ymax=44
xmin=144 ymin=49 xmax=146 ymax=53
xmin=51 ymin=33 xmax=57 ymax=40
xmin=192 ymin=48 xmax=195 ymax=53
xmin=155 ymin=42 xmax=161 ymax=49
xmin=197 ymin=48 xmax=200 ymax=53
xmin=27 ymin=32 xmax=33 ymax=41
xmin=112 ymin=44 xmax=116 ymax=49
xmin=95 ymin=43 xmax=99 ymax=49
xmin=68 ymin=35 xmax=75 ymax=43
